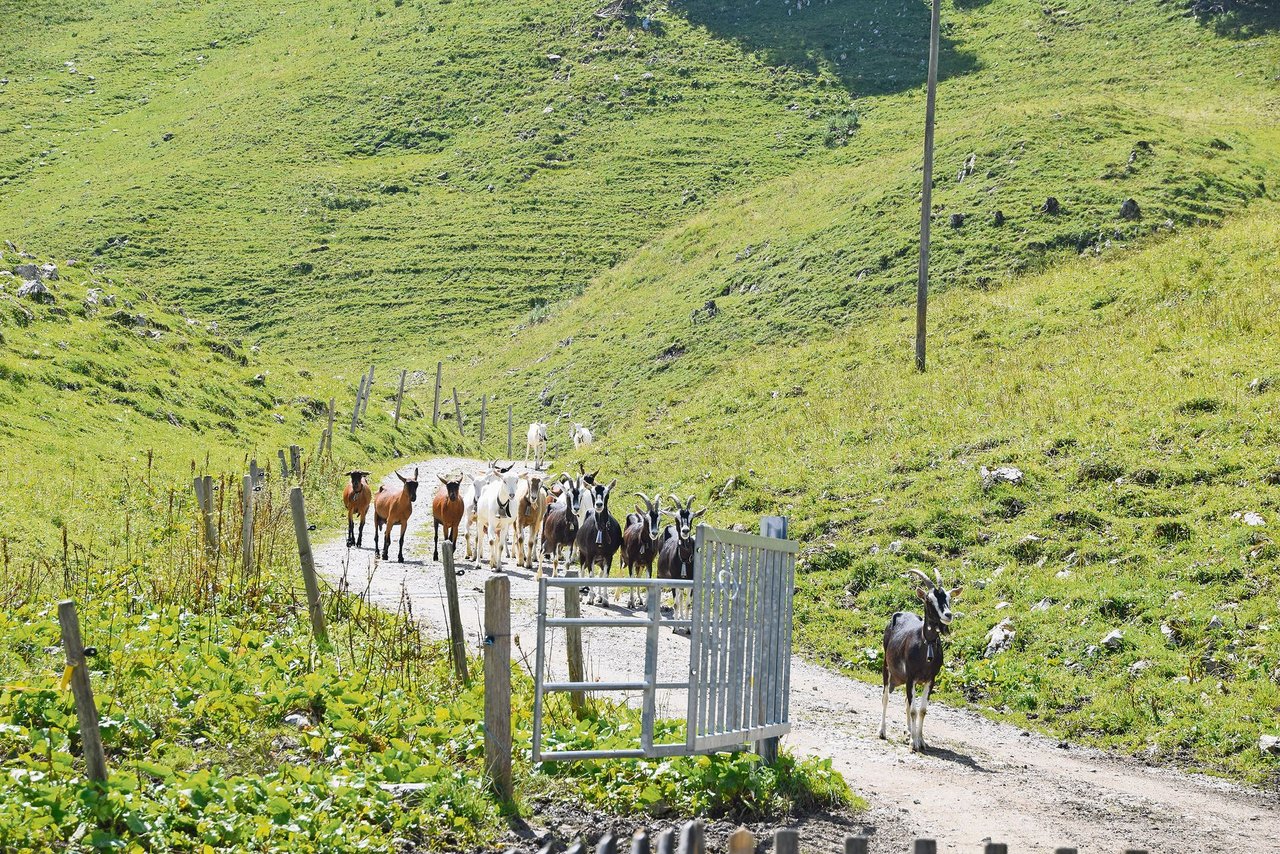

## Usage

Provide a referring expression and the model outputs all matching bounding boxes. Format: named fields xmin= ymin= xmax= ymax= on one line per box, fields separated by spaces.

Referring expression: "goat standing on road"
xmin=656 ymin=495 xmax=705 ymax=627
xmin=513 ymin=472 xmax=547 ymax=570
xmin=880 ymin=568 xmax=962 ymax=753
xmin=343 ymin=469 xmax=372 ymax=547
xmin=431 ymin=473 xmax=464 ymax=562
xmin=620 ymin=493 xmax=662 ymax=609
xmin=539 ymin=473 xmax=582 ymax=578
xmin=576 ymin=478 xmax=621 ymax=606
xmin=477 ymin=467 xmax=520 ymax=570
xmin=373 ymin=468 xmax=419 ymax=563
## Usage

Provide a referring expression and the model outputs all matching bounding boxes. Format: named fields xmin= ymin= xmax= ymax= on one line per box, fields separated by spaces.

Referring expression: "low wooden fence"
xmin=530 ymin=821 xmax=1149 ymax=854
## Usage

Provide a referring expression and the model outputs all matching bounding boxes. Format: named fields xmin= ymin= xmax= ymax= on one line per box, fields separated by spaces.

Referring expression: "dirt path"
xmin=315 ymin=457 xmax=1278 ymax=853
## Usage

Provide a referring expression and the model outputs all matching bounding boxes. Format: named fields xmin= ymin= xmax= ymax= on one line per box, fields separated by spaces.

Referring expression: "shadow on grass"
xmin=1193 ymin=0 xmax=1280 ymax=39
xmin=676 ymin=0 xmax=979 ymax=97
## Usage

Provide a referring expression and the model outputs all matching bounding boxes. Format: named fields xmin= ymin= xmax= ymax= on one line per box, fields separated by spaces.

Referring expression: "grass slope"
xmin=557 ymin=203 xmax=1280 ymax=784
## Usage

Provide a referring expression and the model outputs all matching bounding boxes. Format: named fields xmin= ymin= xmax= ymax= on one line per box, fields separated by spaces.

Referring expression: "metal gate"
xmin=531 ymin=523 xmax=796 ymax=761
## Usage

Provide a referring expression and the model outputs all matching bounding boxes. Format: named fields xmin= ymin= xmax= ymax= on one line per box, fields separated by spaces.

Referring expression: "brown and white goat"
xmin=343 ymin=470 xmax=372 ymax=547
xmin=432 ymin=473 xmax=464 ymax=562
xmin=620 ymin=493 xmax=662 ymax=609
xmin=513 ymin=473 xmax=547 ymax=570
xmin=373 ymin=468 xmax=419 ymax=563
xmin=879 ymin=568 xmax=962 ymax=752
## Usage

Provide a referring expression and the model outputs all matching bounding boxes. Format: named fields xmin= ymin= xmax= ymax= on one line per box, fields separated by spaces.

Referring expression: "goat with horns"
xmin=879 ymin=568 xmax=961 ymax=752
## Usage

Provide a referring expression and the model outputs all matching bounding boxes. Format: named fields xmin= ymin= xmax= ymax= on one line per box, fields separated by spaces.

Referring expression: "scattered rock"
xmin=1031 ymin=598 xmax=1052 ymax=612
xmin=1233 ymin=511 xmax=1266 ymax=527
xmin=1040 ymin=197 xmax=1061 ymax=215
xmin=17 ymin=280 xmax=52 ymax=303
xmin=1101 ymin=629 xmax=1124 ymax=650
xmin=546 ymin=53 xmax=562 ymax=61
xmin=39 ymin=262 xmax=58 ymax=280
xmin=730 ymin=523 xmax=748 ymax=533
xmin=888 ymin=540 xmax=904 ymax=554
xmin=1128 ymin=659 xmax=1151 ymax=675
xmin=985 ymin=618 xmax=1015 ymax=657
xmin=282 ymin=711 xmax=314 ymax=728
xmin=1259 ymin=735 xmax=1280 ymax=756
xmin=980 ymin=465 xmax=1024 ymax=487
xmin=249 ymin=374 xmax=266 ymax=387
xmin=1161 ymin=623 xmax=1177 ymax=644
xmin=1207 ymin=615 xmax=1224 ymax=630
xmin=1119 ymin=198 xmax=1141 ymax=220
xmin=12 ymin=263 xmax=39 ymax=280
xmin=162 ymin=132 xmax=174 ymax=141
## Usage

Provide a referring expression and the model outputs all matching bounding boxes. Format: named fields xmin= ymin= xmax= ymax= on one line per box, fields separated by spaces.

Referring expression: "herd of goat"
xmin=340 ymin=452 xmax=708 ymax=618
xmin=339 ymin=424 xmax=962 ymax=752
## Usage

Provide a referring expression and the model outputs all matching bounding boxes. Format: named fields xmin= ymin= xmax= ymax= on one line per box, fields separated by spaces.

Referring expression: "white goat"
xmin=525 ymin=422 xmax=548 ymax=468
xmin=476 ymin=470 xmax=520 ymax=570
xmin=572 ymin=423 xmax=594 ymax=448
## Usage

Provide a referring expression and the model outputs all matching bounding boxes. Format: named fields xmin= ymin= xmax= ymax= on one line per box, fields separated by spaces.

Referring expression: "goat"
xmin=572 ymin=423 xmax=594 ymax=448
xmin=576 ymin=478 xmax=622 ymax=606
xmin=525 ymin=422 xmax=548 ymax=469
xmin=620 ymin=493 xmax=662 ymax=609
xmin=373 ymin=468 xmax=419 ymax=563
xmin=476 ymin=468 xmax=520 ymax=570
xmin=656 ymin=494 xmax=705 ymax=627
xmin=342 ymin=469 xmax=372 ymax=547
xmin=431 ymin=473 xmax=464 ymax=562
xmin=539 ymin=473 xmax=582 ymax=578
xmin=460 ymin=460 xmax=512 ymax=561
xmin=880 ymin=568 xmax=962 ymax=752
xmin=513 ymin=473 xmax=547 ymax=570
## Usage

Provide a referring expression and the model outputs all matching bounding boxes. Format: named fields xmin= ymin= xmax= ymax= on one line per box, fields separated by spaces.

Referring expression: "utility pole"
xmin=915 ymin=0 xmax=942 ymax=373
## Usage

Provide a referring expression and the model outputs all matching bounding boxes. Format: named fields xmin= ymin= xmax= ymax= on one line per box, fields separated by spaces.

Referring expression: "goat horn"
xmin=904 ymin=568 xmax=935 ymax=588
xmin=685 ymin=495 xmax=695 ymax=510
xmin=669 ymin=493 xmax=681 ymax=507
xmin=634 ymin=491 xmax=651 ymax=507
xmin=934 ymin=567 xmax=943 ymax=586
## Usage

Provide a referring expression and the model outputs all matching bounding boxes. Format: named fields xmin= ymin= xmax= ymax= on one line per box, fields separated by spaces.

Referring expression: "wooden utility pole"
xmin=393 ymin=369 xmax=406 ymax=427
xmin=432 ymin=361 xmax=443 ymax=426
xmin=915 ymin=0 xmax=942 ymax=373
xmin=58 ymin=600 xmax=108 ymax=782
xmin=483 ymin=575 xmax=512 ymax=800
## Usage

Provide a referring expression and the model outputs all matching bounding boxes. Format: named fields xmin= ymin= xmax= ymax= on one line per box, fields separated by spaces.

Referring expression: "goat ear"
xmin=915 ymin=586 xmax=928 ymax=601
xmin=438 ymin=474 xmax=448 ymax=485
xmin=396 ymin=471 xmax=407 ymax=483
xmin=413 ymin=467 xmax=419 ymax=480
xmin=692 ymin=508 xmax=707 ymax=519
xmin=948 ymin=587 xmax=963 ymax=601
xmin=606 ymin=478 xmax=617 ymax=492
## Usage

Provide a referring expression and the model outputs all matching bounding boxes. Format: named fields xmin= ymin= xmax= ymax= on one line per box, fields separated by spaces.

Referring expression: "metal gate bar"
xmin=533 ymin=576 xmax=694 ymax=762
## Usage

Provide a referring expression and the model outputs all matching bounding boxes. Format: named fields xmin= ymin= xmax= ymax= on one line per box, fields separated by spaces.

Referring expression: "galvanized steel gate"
xmin=532 ymin=523 xmax=796 ymax=761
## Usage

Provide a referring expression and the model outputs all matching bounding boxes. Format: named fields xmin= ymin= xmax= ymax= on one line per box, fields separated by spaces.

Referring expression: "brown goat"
xmin=880 ymin=567 xmax=961 ymax=752
xmin=373 ymin=468 xmax=419 ymax=563
xmin=513 ymin=473 xmax=546 ymax=570
xmin=343 ymin=470 xmax=372 ymax=547
xmin=432 ymin=473 xmax=464 ymax=562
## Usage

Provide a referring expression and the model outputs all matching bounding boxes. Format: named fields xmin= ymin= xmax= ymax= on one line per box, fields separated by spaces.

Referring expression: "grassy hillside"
xmin=557 ymin=202 xmax=1280 ymax=784
xmin=3 ymin=0 xmax=1276 ymax=370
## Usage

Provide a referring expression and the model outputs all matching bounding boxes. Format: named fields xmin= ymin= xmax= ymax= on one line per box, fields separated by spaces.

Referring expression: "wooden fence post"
xmin=193 ymin=475 xmax=217 ymax=557
xmin=325 ymin=398 xmax=336 ymax=453
xmin=595 ymin=833 xmax=618 ymax=854
xmin=677 ymin=821 xmax=703 ymax=854
xmin=393 ymin=369 xmax=406 ymax=427
xmin=483 ymin=575 xmax=512 ymax=800
xmin=452 ymin=387 xmax=465 ymax=437
xmin=288 ymin=487 xmax=329 ymax=648
xmin=773 ymin=829 xmax=798 ymax=854
xmin=479 ymin=394 xmax=488 ymax=444
xmin=727 ymin=828 xmax=755 ymax=854
xmin=57 ymin=600 xmax=108 ymax=783
xmin=912 ymin=841 xmax=937 ymax=854
xmin=630 ymin=830 xmax=650 ymax=854
xmin=240 ymin=474 xmax=254 ymax=581
xmin=563 ymin=569 xmax=586 ymax=713
xmin=441 ymin=542 xmax=470 ymax=684
xmin=350 ymin=375 xmax=366 ymax=433
xmin=250 ymin=460 xmax=260 ymax=488
xmin=507 ymin=405 xmax=513 ymax=459
xmin=987 ymin=844 xmax=1010 ymax=854
xmin=655 ymin=829 xmax=676 ymax=854
xmin=277 ymin=448 xmax=289 ymax=480
xmin=844 ymin=836 xmax=869 ymax=854
xmin=432 ymin=361 xmax=442 ymax=426
xmin=289 ymin=444 xmax=301 ymax=475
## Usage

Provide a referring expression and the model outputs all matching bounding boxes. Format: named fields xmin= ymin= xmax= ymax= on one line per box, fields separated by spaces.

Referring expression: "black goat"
xmin=576 ymin=478 xmax=621 ymax=606
xmin=656 ymin=495 xmax=704 ymax=627
xmin=880 ymin=568 xmax=962 ymax=752
xmin=620 ymin=493 xmax=662 ymax=609
xmin=538 ymin=473 xmax=582 ymax=578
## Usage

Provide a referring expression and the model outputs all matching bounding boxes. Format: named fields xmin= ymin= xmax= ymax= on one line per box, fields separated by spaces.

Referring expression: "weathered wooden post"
xmin=452 ymin=387 xmax=464 ymax=437
xmin=393 ymin=369 xmax=407 ymax=427
xmin=240 ymin=474 xmax=254 ymax=581
xmin=655 ymin=829 xmax=676 ymax=854
xmin=350 ymin=375 xmax=366 ymax=433
xmin=630 ymin=830 xmax=650 ymax=854
xmin=325 ymin=398 xmax=336 ymax=452
xmin=360 ymin=364 xmax=375 ymax=419
xmin=432 ymin=361 xmax=442 ymax=426
xmin=193 ymin=475 xmax=218 ymax=557
xmin=727 ymin=828 xmax=755 ymax=854
xmin=773 ymin=829 xmax=798 ymax=854
xmin=479 ymin=394 xmax=488 ymax=444
xmin=596 ymin=833 xmax=618 ymax=854
xmin=250 ymin=459 xmax=261 ymax=488
xmin=845 ymin=836 xmax=870 ymax=854
xmin=441 ymin=542 xmax=470 ymax=684
xmin=277 ymin=448 xmax=289 ymax=480
xmin=912 ymin=841 xmax=937 ymax=854
xmin=1051 ymin=848 xmax=1076 ymax=854
xmin=507 ymin=405 xmax=513 ymax=459
xmin=58 ymin=600 xmax=107 ymax=783
xmin=289 ymin=487 xmax=329 ymax=648
xmin=987 ymin=844 xmax=1010 ymax=854
xmin=483 ymin=575 xmax=512 ymax=800
xmin=563 ymin=569 xmax=586 ymax=713
xmin=289 ymin=445 xmax=302 ymax=476
xmin=677 ymin=821 xmax=703 ymax=854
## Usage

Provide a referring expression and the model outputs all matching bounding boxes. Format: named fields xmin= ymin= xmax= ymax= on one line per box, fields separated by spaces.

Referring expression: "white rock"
xmin=1208 ymin=615 xmax=1224 ymax=630
xmin=1101 ymin=629 xmax=1124 ymax=650
xmin=888 ymin=540 xmax=904 ymax=554
xmin=1031 ymin=598 xmax=1052 ymax=612
xmin=282 ymin=712 xmax=314 ymax=729
xmin=1055 ymin=569 xmax=1072 ymax=579
xmin=1128 ymin=660 xmax=1151 ymax=675
xmin=1260 ymin=735 xmax=1280 ymax=755
xmin=995 ymin=601 xmax=1010 ymax=610
xmin=985 ymin=618 xmax=1015 ymax=657
xmin=1160 ymin=623 xmax=1176 ymax=642
xmin=1232 ymin=511 xmax=1265 ymax=527
xmin=980 ymin=465 xmax=1024 ymax=486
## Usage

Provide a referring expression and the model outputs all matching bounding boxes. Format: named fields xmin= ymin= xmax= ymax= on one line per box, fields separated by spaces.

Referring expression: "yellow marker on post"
xmin=60 ymin=663 xmax=76 ymax=690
